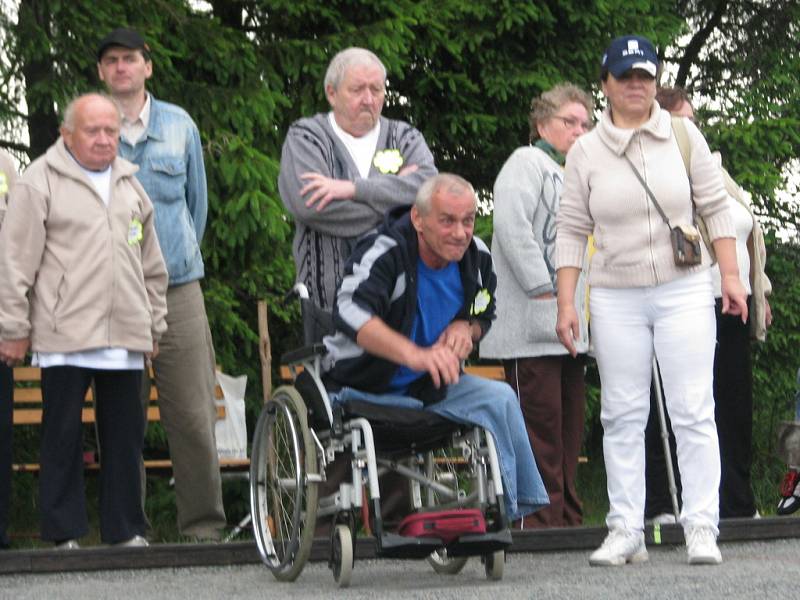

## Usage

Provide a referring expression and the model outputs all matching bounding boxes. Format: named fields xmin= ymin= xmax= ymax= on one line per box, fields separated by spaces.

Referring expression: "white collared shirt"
xmin=121 ymin=94 xmax=152 ymax=145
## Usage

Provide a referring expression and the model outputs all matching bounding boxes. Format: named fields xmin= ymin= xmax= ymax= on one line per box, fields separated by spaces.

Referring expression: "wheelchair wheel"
xmin=250 ymin=386 xmax=319 ymax=582
xmin=331 ymin=524 xmax=353 ymax=588
xmin=484 ymin=549 xmax=504 ymax=581
xmin=425 ymin=448 xmax=469 ymax=575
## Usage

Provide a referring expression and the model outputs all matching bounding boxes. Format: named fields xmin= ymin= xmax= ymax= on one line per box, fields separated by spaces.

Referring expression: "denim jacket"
xmin=118 ymin=95 xmax=207 ymax=286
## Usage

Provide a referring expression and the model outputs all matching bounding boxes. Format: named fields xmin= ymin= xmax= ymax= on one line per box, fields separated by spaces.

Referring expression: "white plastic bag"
xmin=215 ymin=371 xmax=248 ymax=460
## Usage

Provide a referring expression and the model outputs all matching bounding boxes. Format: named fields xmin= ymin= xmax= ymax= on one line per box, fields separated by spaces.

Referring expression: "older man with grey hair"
xmin=279 ymin=46 xmax=437 ymax=310
xmin=320 ymin=173 xmax=548 ymax=523
xmin=0 ymin=93 xmax=168 ymax=549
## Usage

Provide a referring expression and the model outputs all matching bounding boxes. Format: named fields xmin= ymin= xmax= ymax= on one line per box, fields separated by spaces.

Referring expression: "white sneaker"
xmin=115 ymin=535 xmax=149 ymax=548
xmin=55 ymin=539 xmax=80 ymax=550
xmin=686 ymin=526 xmax=722 ymax=565
xmin=647 ymin=513 xmax=677 ymax=525
xmin=589 ymin=528 xmax=648 ymax=566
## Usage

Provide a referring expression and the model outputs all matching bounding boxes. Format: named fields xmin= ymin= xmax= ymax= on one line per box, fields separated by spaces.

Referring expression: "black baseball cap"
xmin=97 ymin=28 xmax=151 ymax=61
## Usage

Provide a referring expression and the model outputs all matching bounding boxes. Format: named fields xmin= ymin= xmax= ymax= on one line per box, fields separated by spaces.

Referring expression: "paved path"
xmin=2 ymin=538 xmax=797 ymax=600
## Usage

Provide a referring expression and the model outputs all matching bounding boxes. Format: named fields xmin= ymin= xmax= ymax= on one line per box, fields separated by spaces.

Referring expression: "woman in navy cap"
xmin=554 ymin=35 xmax=747 ymax=566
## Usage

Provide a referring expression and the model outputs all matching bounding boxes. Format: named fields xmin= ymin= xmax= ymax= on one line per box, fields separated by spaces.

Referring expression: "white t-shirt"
xmin=33 ymin=157 xmax=145 ymax=370
xmin=328 ymin=112 xmax=380 ymax=179
xmin=711 ymin=195 xmax=753 ymax=298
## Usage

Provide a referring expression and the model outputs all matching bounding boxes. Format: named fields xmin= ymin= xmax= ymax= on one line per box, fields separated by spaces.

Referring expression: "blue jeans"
xmin=330 ymin=374 xmax=549 ymax=521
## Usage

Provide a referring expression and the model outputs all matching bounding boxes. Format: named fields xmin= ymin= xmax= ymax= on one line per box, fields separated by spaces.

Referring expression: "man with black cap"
xmin=97 ymin=27 xmax=226 ymax=541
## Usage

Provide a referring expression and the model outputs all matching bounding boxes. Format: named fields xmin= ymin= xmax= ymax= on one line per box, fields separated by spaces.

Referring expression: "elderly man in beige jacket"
xmin=0 ymin=93 xmax=168 ymax=549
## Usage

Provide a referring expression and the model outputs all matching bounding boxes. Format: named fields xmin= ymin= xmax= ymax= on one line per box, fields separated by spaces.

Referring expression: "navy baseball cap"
xmin=601 ymin=35 xmax=659 ymax=78
xmin=97 ymin=28 xmax=150 ymax=61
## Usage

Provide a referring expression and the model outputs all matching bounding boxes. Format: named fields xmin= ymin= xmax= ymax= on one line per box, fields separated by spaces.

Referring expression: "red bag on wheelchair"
xmin=398 ymin=508 xmax=487 ymax=545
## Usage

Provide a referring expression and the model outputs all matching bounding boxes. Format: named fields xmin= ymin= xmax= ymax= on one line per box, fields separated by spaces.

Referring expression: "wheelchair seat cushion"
xmin=340 ymin=399 xmax=462 ymax=455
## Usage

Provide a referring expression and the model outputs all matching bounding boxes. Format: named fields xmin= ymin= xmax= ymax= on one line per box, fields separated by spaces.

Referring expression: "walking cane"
xmin=652 ymin=357 xmax=680 ymax=520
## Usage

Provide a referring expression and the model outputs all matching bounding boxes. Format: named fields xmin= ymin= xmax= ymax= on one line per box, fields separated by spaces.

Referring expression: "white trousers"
xmin=590 ymin=269 xmax=720 ymax=534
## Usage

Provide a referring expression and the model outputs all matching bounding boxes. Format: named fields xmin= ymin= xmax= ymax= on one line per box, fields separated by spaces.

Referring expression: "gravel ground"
xmin=1 ymin=538 xmax=797 ymax=600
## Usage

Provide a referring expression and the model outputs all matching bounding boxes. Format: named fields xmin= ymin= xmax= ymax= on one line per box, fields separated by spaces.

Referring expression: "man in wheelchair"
xmin=321 ymin=172 xmax=549 ymax=525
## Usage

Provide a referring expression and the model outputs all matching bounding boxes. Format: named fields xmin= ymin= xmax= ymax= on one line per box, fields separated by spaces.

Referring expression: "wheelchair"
xmin=249 ymin=284 xmax=512 ymax=587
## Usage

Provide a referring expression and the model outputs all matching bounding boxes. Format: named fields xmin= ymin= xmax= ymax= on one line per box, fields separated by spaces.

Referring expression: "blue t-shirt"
xmin=388 ymin=259 xmax=463 ymax=393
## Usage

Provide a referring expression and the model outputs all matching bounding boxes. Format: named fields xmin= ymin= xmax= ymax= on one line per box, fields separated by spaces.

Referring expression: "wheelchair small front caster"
xmin=427 ymin=548 xmax=468 ymax=575
xmin=330 ymin=523 xmax=353 ymax=587
xmin=483 ymin=549 xmax=504 ymax=581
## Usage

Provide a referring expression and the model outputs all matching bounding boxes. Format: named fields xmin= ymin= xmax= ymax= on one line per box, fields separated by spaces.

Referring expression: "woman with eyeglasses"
xmin=481 ymin=83 xmax=593 ymax=528
xmin=555 ymin=35 xmax=748 ymax=566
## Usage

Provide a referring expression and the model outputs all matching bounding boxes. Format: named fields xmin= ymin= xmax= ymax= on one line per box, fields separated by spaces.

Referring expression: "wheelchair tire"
xmin=484 ymin=549 xmax=504 ymax=581
xmin=250 ymin=386 xmax=319 ymax=582
xmin=331 ymin=524 xmax=354 ymax=588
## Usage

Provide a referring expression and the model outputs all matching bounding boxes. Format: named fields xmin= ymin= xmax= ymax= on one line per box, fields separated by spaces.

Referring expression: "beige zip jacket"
xmin=555 ymin=102 xmax=735 ymax=288
xmin=0 ymin=138 xmax=168 ymax=353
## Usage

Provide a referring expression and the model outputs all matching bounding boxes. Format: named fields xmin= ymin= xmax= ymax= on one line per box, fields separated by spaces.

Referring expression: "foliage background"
xmin=0 ymin=0 xmax=798 ymax=541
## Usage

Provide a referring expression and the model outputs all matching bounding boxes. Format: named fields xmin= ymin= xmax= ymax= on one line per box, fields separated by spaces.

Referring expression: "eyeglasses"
xmin=552 ymin=115 xmax=593 ymax=131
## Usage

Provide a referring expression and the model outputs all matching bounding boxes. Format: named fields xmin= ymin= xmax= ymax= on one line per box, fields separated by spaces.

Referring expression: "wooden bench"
xmin=278 ymin=363 xmax=506 ymax=384
xmin=278 ymin=362 xmax=587 ymax=463
xmin=11 ymin=366 xmax=249 ymax=473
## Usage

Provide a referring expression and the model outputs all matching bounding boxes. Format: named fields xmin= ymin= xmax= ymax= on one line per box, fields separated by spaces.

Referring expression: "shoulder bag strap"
xmin=622 ymin=154 xmax=672 ymax=229
xmin=671 ymin=116 xmax=717 ymax=262
xmin=671 ymin=116 xmax=692 ymax=175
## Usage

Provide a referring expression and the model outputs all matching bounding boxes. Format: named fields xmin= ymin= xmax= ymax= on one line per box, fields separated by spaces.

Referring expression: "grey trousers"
xmin=142 ymin=281 xmax=226 ymax=538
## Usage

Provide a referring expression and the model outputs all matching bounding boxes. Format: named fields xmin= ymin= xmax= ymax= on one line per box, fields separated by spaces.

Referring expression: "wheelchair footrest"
xmin=442 ymin=529 xmax=513 ymax=557
xmin=376 ymin=532 xmax=448 ymax=559
xmin=376 ymin=528 xmax=512 ymax=560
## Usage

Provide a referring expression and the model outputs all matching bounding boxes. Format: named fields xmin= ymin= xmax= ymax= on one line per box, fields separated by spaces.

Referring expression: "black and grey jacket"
xmin=322 ymin=206 xmax=497 ymax=400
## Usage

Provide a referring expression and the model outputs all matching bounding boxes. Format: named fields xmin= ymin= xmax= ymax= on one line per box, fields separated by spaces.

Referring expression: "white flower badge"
xmin=373 ymin=149 xmax=404 ymax=174
xmin=470 ymin=288 xmax=491 ymax=316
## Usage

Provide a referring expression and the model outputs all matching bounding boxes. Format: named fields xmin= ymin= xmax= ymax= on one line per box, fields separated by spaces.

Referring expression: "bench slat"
xmin=11 ymin=364 xmax=242 ymax=476
xmin=280 ymin=363 xmax=506 ymax=382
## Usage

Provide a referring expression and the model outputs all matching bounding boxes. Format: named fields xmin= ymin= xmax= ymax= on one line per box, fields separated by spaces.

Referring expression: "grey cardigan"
xmin=481 ymin=146 xmax=588 ymax=359
xmin=278 ymin=113 xmax=437 ymax=309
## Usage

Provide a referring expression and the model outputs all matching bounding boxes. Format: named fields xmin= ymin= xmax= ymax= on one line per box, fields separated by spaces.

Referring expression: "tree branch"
xmin=676 ymin=0 xmax=728 ymax=88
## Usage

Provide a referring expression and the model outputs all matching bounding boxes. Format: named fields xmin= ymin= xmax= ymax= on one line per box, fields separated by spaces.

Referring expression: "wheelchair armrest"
xmin=280 ymin=343 xmax=328 ymax=366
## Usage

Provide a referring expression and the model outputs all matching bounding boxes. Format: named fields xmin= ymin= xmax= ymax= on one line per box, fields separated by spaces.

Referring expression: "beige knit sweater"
xmin=555 ymin=102 xmax=735 ymax=288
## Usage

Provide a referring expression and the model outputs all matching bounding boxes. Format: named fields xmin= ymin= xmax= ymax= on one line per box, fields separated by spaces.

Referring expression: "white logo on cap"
xmin=622 ymin=39 xmax=645 ymax=58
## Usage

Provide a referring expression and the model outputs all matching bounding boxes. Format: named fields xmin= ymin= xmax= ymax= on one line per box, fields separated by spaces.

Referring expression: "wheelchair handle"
xmin=285 ymin=282 xmax=310 ymax=302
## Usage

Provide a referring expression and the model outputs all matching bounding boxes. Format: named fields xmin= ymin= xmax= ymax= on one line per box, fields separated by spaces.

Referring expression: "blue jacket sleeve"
xmin=185 ymin=123 xmax=208 ymax=243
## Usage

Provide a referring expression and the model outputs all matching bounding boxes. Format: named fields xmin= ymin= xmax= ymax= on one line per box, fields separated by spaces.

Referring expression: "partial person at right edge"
xmin=278 ymin=47 xmax=437 ymax=311
xmin=97 ymin=28 xmax=226 ymax=541
xmin=644 ymin=86 xmax=772 ymax=523
xmin=0 ymin=149 xmax=17 ymax=550
xmin=481 ymin=83 xmax=593 ymax=528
